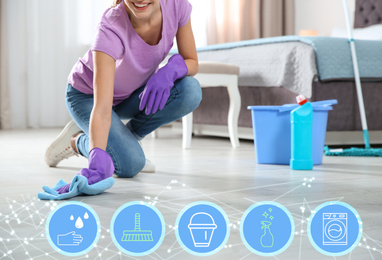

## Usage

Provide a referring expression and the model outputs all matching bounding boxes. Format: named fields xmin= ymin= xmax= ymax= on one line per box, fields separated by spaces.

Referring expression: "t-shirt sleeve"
xmin=178 ymin=0 xmax=192 ymax=28
xmin=91 ymin=23 xmax=124 ymax=61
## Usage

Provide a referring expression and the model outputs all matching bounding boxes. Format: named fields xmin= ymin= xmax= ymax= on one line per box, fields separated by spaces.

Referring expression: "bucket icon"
xmin=188 ymin=212 xmax=217 ymax=247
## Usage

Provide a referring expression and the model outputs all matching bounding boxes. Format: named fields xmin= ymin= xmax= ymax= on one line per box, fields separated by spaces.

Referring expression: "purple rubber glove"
xmin=57 ymin=147 xmax=115 ymax=194
xmin=139 ymin=54 xmax=188 ymax=115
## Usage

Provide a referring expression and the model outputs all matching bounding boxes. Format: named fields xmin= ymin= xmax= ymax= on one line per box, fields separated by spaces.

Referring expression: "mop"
xmin=121 ymin=213 xmax=154 ymax=242
xmin=325 ymin=0 xmax=382 ymax=157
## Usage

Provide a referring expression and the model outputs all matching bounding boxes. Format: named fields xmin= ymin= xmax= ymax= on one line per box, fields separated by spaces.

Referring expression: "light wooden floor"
xmin=0 ymin=127 xmax=381 ymax=260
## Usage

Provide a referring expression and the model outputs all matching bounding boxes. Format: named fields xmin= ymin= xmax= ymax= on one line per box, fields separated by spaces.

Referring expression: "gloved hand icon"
xmin=57 ymin=231 xmax=83 ymax=246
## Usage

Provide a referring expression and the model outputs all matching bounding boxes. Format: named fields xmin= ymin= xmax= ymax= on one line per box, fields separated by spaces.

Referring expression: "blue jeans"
xmin=65 ymin=76 xmax=202 ymax=177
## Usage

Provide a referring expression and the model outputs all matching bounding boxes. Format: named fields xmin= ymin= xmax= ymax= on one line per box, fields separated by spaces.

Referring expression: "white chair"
xmin=182 ymin=61 xmax=241 ymax=149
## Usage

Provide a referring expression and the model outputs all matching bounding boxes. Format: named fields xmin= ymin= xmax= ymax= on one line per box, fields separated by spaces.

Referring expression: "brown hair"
xmin=111 ymin=0 xmax=122 ymax=8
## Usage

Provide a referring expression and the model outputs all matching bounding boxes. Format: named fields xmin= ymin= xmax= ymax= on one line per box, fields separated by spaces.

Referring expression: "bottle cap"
xmin=296 ymin=95 xmax=307 ymax=106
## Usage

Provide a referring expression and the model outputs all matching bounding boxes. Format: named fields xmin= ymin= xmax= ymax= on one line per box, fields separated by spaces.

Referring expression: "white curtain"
xmin=189 ymin=0 xmax=208 ymax=48
xmin=206 ymin=0 xmax=294 ymax=45
xmin=0 ymin=0 xmax=11 ymax=129
xmin=6 ymin=0 xmax=108 ymax=129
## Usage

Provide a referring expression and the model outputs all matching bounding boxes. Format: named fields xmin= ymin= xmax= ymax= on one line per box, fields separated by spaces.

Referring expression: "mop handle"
xmin=342 ymin=0 xmax=353 ymax=40
xmin=135 ymin=213 xmax=141 ymax=231
xmin=342 ymin=0 xmax=370 ymax=148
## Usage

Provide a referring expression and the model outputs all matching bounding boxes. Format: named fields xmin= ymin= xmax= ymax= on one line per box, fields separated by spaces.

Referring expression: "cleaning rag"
xmin=38 ymin=147 xmax=115 ymax=200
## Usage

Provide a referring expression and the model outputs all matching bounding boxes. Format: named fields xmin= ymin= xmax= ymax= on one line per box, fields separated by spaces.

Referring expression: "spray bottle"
xmin=290 ymin=95 xmax=313 ymax=170
xmin=260 ymin=221 xmax=274 ymax=247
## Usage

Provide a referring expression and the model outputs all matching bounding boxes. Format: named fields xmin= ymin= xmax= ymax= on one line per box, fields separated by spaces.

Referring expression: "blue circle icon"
xmin=46 ymin=201 xmax=100 ymax=256
xmin=307 ymin=201 xmax=362 ymax=256
xmin=175 ymin=201 xmax=230 ymax=256
xmin=240 ymin=201 xmax=295 ymax=256
xmin=110 ymin=201 xmax=165 ymax=256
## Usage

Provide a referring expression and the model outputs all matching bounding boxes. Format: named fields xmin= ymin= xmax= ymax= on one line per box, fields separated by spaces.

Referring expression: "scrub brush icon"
xmin=121 ymin=213 xmax=153 ymax=242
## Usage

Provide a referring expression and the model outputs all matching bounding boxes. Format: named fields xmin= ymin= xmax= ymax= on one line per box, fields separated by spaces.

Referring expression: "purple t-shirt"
xmin=68 ymin=0 xmax=192 ymax=105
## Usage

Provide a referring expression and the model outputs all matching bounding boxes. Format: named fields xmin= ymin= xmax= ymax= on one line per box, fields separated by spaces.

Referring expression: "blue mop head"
xmin=324 ymin=146 xmax=382 ymax=157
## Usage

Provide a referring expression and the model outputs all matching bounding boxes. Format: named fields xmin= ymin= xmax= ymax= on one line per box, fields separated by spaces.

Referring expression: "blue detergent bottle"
xmin=290 ymin=95 xmax=313 ymax=170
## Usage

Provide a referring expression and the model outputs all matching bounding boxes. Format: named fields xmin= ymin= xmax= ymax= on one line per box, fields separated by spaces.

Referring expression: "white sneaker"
xmin=141 ymin=159 xmax=156 ymax=173
xmin=45 ymin=120 xmax=81 ymax=167
xmin=137 ymin=140 xmax=156 ymax=173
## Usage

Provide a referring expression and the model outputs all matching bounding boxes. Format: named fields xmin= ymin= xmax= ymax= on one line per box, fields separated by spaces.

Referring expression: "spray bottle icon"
xmin=260 ymin=221 xmax=274 ymax=247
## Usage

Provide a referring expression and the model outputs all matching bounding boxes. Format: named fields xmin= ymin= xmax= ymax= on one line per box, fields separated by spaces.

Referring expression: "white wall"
xmin=295 ymin=0 xmax=356 ymax=36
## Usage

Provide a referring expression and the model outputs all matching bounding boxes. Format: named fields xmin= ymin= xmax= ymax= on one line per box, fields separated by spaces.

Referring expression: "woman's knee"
xmin=176 ymin=76 xmax=202 ymax=111
xmin=107 ymin=147 xmax=146 ymax=178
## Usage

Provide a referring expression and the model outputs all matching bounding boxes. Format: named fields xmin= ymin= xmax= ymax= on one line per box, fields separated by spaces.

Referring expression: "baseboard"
xmin=324 ymin=131 xmax=382 ymax=145
xmin=170 ymin=122 xmax=382 ymax=145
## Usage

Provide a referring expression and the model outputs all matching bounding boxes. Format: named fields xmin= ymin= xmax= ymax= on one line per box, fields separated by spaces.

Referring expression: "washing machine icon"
xmin=323 ymin=213 xmax=347 ymax=245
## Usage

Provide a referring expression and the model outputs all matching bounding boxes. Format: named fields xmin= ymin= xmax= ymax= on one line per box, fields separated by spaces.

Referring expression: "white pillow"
xmin=331 ymin=23 xmax=382 ymax=41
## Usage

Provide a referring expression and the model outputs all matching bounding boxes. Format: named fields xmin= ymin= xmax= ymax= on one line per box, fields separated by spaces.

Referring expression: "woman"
xmin=43 ymin=0 xmax=201 ymax=196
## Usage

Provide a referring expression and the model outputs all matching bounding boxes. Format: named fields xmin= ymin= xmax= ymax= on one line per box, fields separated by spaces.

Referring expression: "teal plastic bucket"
xmin=247 ymin=100 xmax=337 ymax=165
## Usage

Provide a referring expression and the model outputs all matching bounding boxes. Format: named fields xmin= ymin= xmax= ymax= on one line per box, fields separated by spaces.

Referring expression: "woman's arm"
xmin=176 ymin=18 xmax=198 ymax=76
xmin=90 ymin=51 xmax=116 ymax=151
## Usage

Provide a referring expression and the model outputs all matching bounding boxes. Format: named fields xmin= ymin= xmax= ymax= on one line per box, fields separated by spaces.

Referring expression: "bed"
xmin=187 ymin=0 xmax=382 ymax=145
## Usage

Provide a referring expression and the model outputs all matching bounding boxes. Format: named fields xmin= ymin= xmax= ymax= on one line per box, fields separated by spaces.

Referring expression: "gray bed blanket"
xmin=195 ymin=36 xmax=382 ymax=98
xmin=197 ymin=41 xmax=317 ymax=98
